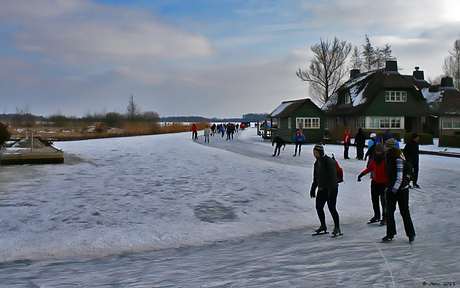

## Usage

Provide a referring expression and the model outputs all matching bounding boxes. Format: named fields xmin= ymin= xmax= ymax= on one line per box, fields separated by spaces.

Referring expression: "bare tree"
xmin=297 ymin=37 xmax=352 ymax=105
xmin=126 ymin=94 xmax=140 ymax=122
xmin=443 ymin=38 xmax=460 ymax=89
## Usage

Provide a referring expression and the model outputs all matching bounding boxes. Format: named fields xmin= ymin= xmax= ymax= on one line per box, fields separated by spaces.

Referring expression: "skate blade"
xmin=312 ymin=231 xmax=329 ymax=236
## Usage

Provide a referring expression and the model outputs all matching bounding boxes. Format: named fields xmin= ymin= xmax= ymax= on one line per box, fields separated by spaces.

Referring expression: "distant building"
xmin=267 ymin=98 xmax=324 ymax=143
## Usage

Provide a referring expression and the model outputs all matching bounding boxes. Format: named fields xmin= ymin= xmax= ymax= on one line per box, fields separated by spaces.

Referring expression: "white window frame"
xmin=442 ymin=117 xmax=460 ymax=129
xmin=296 ymin=117 xmax=320 ymax=129
xmin=366 ymin=116 xmax=403 ymax=129
xmin=385 ymin=91 xmax=407 ymax=102
xmin=356 ymin=117 xmax=366 ymax=128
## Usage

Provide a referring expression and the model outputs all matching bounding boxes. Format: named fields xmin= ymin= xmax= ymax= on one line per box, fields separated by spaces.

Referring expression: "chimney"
xmin=350 ymin=69 xmax=360 ymax=79
xmin=440 ymin=76 xmax=454 ymax=88
xmin=385 ymin=60 xmax=398 ymax=72
xmin=413 ymin=66 xmax=425 ymax=80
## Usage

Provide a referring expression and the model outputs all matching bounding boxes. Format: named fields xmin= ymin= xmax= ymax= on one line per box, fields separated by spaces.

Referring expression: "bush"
xmin=328 ymin=126 xmax=348 ymax=142
xmin=439 ymin=134 xmax=460 ymax=148
xmin=0 ymin=122 xmax=11 ymax=145
xmin=403 ymin=133 xmax=433 ymax=145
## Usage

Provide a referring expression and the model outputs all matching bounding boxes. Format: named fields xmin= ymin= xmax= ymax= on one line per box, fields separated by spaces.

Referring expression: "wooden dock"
xmin=1 ymin=145 xmax=64 ymax=165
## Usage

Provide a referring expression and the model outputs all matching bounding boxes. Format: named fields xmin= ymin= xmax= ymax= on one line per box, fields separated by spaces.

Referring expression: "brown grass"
xmin=6 ymin=121 xmax=211 ymax=142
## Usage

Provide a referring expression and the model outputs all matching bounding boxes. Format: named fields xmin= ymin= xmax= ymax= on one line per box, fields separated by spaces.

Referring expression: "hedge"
xmin=403 ymin=133 xmax=433 ymax=145
xmin=439 ymin=134 xmax=460 ymax=148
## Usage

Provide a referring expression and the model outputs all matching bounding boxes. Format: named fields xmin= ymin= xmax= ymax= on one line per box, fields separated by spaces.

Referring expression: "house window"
xmin=296 ymin=118 xmax=303 ymax=129
xmin=368 ymin=116 xmax=402 ymax=129
xmin=356 ymin=117 xmax=365 ymax=128
xmin=324 ymin=117 xmax=329 ymax=129
xmin=380 ymin=117 xmax=390 ymax=128
xmin=288 ymin=117 xmax=291 ymax=129
xmin=296 ymin=117 xmax=320 ymax=129
xmin=335 ymin=117 xmax=340 ymax=127
xmin=385 ymin=91 xmax=407 ymax=102
xmin=278 ymin=118 xmax=281 ymax=128
xmin=344 ymin=92 xmax=351 ymax=104
xmin=442 ymin=117 xmax=460 ymax=129
xmin=369 ymin=117 xmax=379 ymax=128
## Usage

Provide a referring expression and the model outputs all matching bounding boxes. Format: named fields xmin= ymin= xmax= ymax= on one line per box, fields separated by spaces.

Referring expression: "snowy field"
xmin=0 ymin=128 xmax=459 ymax=287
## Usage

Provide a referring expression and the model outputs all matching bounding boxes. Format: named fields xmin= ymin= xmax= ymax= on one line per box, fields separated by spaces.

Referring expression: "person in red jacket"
xmin=357 ymin=143 xmax=387 ymax=225
xmin=190 ymin=124 xmax=198 ymax=140
xmin=343 ymin=128 xmax=351 ymax=159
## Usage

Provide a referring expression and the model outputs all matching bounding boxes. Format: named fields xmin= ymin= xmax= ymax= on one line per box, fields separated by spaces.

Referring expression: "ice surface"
xmin=0 ymin=128 xmax=459 ymax=286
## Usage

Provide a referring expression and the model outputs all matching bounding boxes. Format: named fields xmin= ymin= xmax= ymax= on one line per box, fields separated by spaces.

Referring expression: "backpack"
xmin=331 ymin=154 xmax=344 ymax=183
xmin=403 ymin=160 xmax=415 ymax=181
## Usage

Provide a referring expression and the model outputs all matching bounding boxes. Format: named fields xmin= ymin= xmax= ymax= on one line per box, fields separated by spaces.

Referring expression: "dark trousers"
xmin=385 ymin=188 xmax=415 ymax=238
xmin=294 ymin=142 xmax=302 ymax=155
xmin=357 ymin=144 xmax=364 ymax=160
xmin=371 ymin=181 xmax=386 ymax=220
xmin=192 ymin=131 xmax=198 ymax=139
xmin=411 ymin=162 xmax=419 ymax=185
xmin=344 ymin=144 xmax=349 ymax=159
xmin=316 ymin=188 xmax=340 ymax=228
xmin=273 ymin=144 xmax=282 ymax=156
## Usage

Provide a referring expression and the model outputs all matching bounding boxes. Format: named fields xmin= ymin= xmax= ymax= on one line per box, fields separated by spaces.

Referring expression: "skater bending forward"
xmin=310 ymin=143 xmax=341 ymax=236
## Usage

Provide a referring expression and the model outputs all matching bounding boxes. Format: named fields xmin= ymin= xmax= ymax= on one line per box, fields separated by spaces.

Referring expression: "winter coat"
xmin=385 ymin=148 xmax=409 ymax=193
xmin=311 ymin=154 xmax=338 ymax=191
xmin=294 ymin=131 xmax=305 ymax=143
xmin=355 ymin=129 xmax=366 ymax=147
xmin=361 ymin=156 xmax=387 ymax=184
xmin=204 ymin=128 xmax=211 ymax=136
xmin=272 ymin=135 xmax=285 ymax=147
xmin=343 ymin=132 xmax=351 ymax=145
xmin=403 ymin=139 xmax=419 ymax=166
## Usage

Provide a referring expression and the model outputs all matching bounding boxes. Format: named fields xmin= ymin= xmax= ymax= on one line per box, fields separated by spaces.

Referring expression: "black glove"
xmin=357 ymin=173 xmax=365 ymax=182
xmin=310 ymin=188 xmax=316 ymax=198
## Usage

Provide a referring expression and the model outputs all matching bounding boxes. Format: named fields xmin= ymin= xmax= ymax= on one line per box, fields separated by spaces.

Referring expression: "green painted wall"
xmin=364 ymin=89 xmax=428 ymax=116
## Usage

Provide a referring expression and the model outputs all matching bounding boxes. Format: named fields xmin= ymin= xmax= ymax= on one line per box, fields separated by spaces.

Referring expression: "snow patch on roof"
xmin=269 ymin=102 xmax=296 ymax=117
xmin=421 ymin=87 xmax=443 ymax=104
xmin=351 ymin=82 xmax=368 ymax=107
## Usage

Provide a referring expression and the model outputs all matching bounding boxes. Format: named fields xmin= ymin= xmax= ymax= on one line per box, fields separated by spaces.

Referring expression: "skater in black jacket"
xmin=403 ymin=133 xmax=420 ymax=188
xmin=310 ymin=143 xmax=341 ymax=236
xmin=271 ymin=135 xmax=285 ymax=156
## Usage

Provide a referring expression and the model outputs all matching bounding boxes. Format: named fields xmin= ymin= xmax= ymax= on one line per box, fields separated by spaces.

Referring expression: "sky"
xmin=1 ymin=0 xmax=460 ymax=118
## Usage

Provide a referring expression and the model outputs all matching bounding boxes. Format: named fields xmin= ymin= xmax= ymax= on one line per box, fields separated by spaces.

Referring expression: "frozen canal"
xmin=1 ymin=128 xmax=459 ymax=287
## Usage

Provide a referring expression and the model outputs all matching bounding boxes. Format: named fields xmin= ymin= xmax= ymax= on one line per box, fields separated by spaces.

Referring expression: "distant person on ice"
xmin=358 ymin=143 xmax=387 ymax=226
xmin=190 ymin=124 xmax=198 ymax=140
xmin=382 ymin=138 xmax=416 ymax=242
xmin=310 ymin=143 xmax=341 ymax=237
xmin=403 ymin=133 xmax=420 ymax=188
xmin=343 ymin=128 xmax=351 ymax=159
xmin=271 ymin=135 xmax=285 ymax=156
xmin=293 ymin=129 xmax=305 ymax=156
xmin=203 ymin=125 xmax=211 ymax=143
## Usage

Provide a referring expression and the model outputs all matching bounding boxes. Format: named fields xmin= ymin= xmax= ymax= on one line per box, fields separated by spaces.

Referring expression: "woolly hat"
xmin=370 ymin=133 xmax=376 ymax=138
xmin=375 ymin=143 xmax=385 ymax=153
xmin=313 ymin=143 xmax=324 ymax=156
xmin=384 ymin=138 xmax=396 ymax=151
xmin=412 ymin=133 xmax=419 ymax=139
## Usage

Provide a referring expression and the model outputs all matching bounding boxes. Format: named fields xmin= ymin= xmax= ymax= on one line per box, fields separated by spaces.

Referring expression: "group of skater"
xmin=271 ymin=129 xmax=306 ymax=157
xmin=191 ymin=123 xmax=243 ymax=143
xmin=314 ymin=130 xmax=420 ymax=242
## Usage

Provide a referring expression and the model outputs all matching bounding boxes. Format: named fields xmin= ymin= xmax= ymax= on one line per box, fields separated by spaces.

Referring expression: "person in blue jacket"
xmin=293 ymin=129 xmax=306 ymax=156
